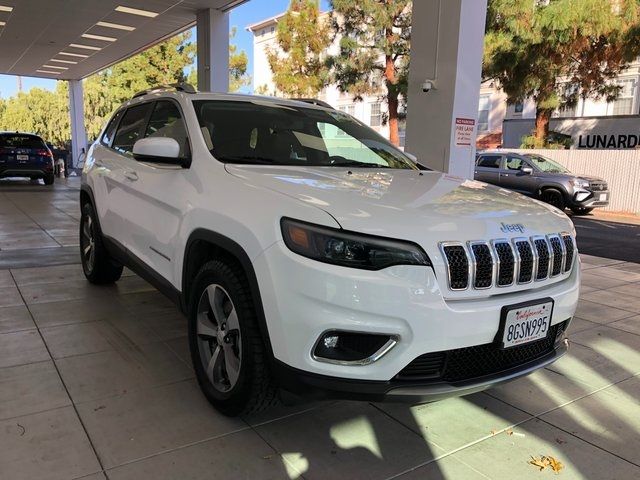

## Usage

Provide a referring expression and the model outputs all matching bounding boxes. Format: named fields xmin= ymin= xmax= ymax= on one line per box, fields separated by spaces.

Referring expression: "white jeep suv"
xmin=81 ymin=86 xmax=579 ymax=416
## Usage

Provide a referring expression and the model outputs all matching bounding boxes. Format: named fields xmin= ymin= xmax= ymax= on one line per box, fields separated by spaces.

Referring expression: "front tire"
xmin=541 ymin=188 xmax=566 ymax=211
xmin=80 ymin=202 xmax=123 ymax=284
xmin=571 ymin=206 xmax=594 ymax=215
xmin=188 ymin=259 xmax=278 ymax=416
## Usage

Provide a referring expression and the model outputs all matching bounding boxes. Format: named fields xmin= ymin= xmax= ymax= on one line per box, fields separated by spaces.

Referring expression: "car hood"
xmin=226 ymin=165 xmax=573 ymax=243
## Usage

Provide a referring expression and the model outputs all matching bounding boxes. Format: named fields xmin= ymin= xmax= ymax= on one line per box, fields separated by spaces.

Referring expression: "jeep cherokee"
xmin=80 ymin=87 xmax=579 ymax=416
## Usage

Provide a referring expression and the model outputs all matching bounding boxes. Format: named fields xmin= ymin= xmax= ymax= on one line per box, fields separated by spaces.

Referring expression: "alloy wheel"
xmin=81 ymin=215 xmax=96 ymax=272
xmin=196 ymin=284 xmax=242 ymax=393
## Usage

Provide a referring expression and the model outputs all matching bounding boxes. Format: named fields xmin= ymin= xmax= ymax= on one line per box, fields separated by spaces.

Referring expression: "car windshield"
xmin=192 ymin=100 xmax=418 ymax=170
xmin=525 ymin=154 xmax=570 ymax=173
xmin=0 ymin=134 xmax=45 ymax=149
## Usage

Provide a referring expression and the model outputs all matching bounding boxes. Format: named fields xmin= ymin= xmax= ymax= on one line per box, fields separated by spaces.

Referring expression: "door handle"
xmin=124 ymin=171 xmax=139 ymax=181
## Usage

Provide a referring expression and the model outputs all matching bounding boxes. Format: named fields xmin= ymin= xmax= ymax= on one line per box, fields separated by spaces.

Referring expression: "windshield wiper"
xmin=329 ymin=159 xmax=390 ymax=168
xmin=218 ymin=155 xmax=279 ymax=165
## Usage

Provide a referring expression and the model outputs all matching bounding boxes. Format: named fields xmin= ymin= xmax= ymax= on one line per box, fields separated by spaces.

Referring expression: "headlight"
xmin=570 ymin=178 xmax=590 ymax=189
xmin=281 ymin=218 xmax=431 ymax=270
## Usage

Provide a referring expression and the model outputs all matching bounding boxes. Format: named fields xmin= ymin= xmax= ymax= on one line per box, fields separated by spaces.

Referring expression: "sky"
xmin=0 ymin=0 xmax=331 ymax=99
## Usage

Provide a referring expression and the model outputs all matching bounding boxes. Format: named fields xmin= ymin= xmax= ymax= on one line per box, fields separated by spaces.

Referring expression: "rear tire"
xmin=80 ymin=202 xmax=123 ymax=284
xmin=188 ymin=259 xmax=278 ymax=416
xmin=43 ymin=174 xmax=54 ymax=185
xmin=540 ymin=188 xmax=566 ymax=211
xmin=571 ymin=206 xmax=594 ymax=215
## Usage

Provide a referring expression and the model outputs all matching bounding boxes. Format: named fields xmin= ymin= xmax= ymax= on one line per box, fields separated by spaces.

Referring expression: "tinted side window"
xmin=505 ymin=155 xmax=524 ymax=170
xmin=477 ymin=155 xmax=501 ymax=168
xmin=101 ymin=109 xmax=124 ymax=147
xmin=144 ymin=101 xmax=189 ymax=157
xmin=112 ymin=103 xmax=154 ymax=155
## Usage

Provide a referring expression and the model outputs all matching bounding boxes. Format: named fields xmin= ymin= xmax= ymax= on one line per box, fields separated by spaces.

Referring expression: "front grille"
xmin=494 ymin=241 xmax=515 ymax=286
xmin=534 ymin=238 xmax=550 ymax=280
xmin=396 ymin=321 xmax=567 ymax=382
xmin=442 ymin=245 xmax=469 ymax=290
xmin=514 ymin=240 xmax=534 ymax=283
xmin=439 ymin=233 xmax=574 ymax=290
xmin=548 ymin=236 xmax=564 ymax=276
xmin=562 ymin=234 xmax=574 ymax=272
xmin=470 ymin=243 xmax=493 ymax=289
xmin=589 ymin=181 xmax=607 ymax=192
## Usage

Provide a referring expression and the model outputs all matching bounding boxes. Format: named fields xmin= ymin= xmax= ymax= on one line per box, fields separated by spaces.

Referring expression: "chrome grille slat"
xmin=440 ymin=243 xmax=470 ymax=291
xmin=493 ymin=240 xmax=516 ymax=287
xmin=440 ymin=233 xmax=575 ymax=291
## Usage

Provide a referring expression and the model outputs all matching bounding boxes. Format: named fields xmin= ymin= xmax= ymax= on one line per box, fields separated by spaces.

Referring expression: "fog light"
xmin=313 ymin=331 xmax=397 ymax=365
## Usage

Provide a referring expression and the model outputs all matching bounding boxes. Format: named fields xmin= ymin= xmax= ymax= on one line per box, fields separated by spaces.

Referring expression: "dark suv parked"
xmin=0 ymin=132 xmax=55 ymax=185
xmin=475 ymin=151 xmax=609 ymax=215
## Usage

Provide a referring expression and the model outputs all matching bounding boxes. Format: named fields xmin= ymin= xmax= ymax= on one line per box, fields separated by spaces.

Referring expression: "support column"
xmin=68 ymin=79 xmax=87 ymax=169
xmin=196 ymin=9 xmax=229 ymax=92
xmin=405 ymin=0 xmax=488 ymax=178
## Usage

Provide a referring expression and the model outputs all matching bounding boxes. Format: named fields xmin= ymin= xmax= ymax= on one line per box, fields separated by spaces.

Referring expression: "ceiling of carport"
xmin=0 ymin=0 xmax=247 ymax=81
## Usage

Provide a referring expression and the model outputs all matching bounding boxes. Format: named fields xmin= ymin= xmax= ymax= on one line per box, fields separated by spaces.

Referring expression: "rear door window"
xmin=0 ymin=134 xmax=46 ymax=149
xmin=477 ymin=155 xmax=501 ymax=168
xmin=112 ymin=103 xmax=154 ymax=155
xmin=101 ymin=109 xmax=125 ymax=147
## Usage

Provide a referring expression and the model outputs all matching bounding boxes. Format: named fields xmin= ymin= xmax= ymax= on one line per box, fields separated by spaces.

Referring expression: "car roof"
xmin=122 ymin=91 xmax=333 ymax=113
xmin=0 ymin=131 xmax=42 ymax=137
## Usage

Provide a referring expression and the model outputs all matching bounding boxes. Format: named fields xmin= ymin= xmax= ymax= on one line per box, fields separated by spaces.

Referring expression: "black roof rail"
xmin=291 ymin=98 xmax=334 ymax=109
xmin=132 ymin=83 xmax=197 ymax=99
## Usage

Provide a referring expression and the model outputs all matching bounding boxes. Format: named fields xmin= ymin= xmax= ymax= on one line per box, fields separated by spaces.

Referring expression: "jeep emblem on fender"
xmin=500 ymin=222 xmax=525 ymax=234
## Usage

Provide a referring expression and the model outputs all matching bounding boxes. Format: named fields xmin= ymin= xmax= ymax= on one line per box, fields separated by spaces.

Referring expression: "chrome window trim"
xmin=439 ymin=241 xmax=471 ymax=291
xmin=512 ymin=237 xmax=534 ymax=285
xmin=311 ymin=330 xmax=399 ymax=366
xmin=491 ymin=238 xmax=516 ymax=287
xmin=467 ymin=240 xmax=496 ymax=290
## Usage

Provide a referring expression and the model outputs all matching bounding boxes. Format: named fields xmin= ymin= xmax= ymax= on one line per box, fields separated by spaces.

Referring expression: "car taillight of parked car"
xmin=36 ymin=149 xmax=53 ymax=158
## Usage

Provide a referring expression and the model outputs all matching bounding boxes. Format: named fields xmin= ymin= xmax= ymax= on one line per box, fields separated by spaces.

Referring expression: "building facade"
xmin=478 ymin=59 xmax=640 ymax=149
xmin=248 ymin=12 xmax=404 ymax=146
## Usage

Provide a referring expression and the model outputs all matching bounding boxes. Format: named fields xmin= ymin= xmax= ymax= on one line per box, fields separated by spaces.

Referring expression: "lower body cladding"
xmin=254 ymin=241 xmax=579 ymax=401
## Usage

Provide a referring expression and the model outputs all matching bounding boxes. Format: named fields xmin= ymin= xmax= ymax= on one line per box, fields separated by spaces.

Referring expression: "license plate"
xmin=16 ymin=154 xmax=28 ymax=161
xmin=500 ymin=299 xmax=553 ymax=349
xmin=599 ymin=193 xmax=607 ymax=201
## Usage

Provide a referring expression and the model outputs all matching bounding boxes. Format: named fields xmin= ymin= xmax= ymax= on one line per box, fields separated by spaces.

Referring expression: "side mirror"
xmin=133 ymin=137 xmax=186 ymax=167
xmin=521 ymin=166 xmax=533 ymax=175
xmin=404 ymin=152 xmax=418 ymax=164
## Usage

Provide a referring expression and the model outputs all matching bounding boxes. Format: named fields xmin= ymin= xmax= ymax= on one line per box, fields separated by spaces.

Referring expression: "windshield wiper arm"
xmin=329 ymin=159 xmax=390 ymax=168
xmin=218 ymin=155 xmax=279 ymax=165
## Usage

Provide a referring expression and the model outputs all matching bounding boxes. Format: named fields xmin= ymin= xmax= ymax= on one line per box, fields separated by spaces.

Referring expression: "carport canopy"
xmin=0 ymin=0 xmax=488 ymax=176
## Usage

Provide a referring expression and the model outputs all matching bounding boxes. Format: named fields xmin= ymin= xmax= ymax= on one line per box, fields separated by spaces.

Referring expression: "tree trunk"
xmin=384 ymin=53 xmax=400 ymax=147
xmin=535 ymin=107 xmax=551 ymax=144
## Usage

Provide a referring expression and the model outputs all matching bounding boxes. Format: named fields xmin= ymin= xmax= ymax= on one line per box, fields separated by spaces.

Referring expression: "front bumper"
xmin=571 ymin=189 xmax=610 ymax=208
xmin=273 ymin=339 xmax=569 ymax=402
xmin=254 ymin=241 xmax=580 ymax=384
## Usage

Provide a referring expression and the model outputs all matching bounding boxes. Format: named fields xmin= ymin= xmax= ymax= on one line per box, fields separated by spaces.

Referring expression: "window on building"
xmin=514 ymin=102 xmax=524 ymax=114
xmin=610 ymin=78 xmax=637 ymax=116
xmin=478 ymin=94 xmax=491 ymax=132
xmin=553 ymin=83 xmax=578 ymax=118
xmin=370 ymin=103 xmax=382 ymax=127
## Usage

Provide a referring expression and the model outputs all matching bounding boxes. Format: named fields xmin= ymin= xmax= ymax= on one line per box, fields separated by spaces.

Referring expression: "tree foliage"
xmin=266 ymin=0 xmax=332 ymax=97
xmin=484 ymin=0 xmax=640 ymax=144
xmin=329 ymin=0 xmax=412 ymax=146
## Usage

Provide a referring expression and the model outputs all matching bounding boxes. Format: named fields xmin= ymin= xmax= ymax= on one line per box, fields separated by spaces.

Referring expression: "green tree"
xmin=266 ymin=0 xmax=331 ymax=97
xmin=188 ymin=28 xmax=250 ymax=92
xmin=484 ymin=0 xmax=640 ymax=146
xmin=329 ymin=0 xmax=412 ymax=146
xmin=0 ymin=84 xmax=70 ymax=146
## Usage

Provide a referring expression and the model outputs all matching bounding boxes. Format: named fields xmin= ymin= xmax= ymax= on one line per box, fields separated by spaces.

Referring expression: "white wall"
xmin=497 ymin=149 xmax=640 ymax=215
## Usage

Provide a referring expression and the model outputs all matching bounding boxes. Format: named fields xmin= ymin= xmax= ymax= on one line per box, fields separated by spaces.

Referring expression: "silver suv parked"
xmin=475 ymin=151 xmax=609 ymax=215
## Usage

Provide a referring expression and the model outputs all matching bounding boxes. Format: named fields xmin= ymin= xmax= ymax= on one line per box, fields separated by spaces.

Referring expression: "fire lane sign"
xmin=455 ymin=118 xmax=476 ymax=147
